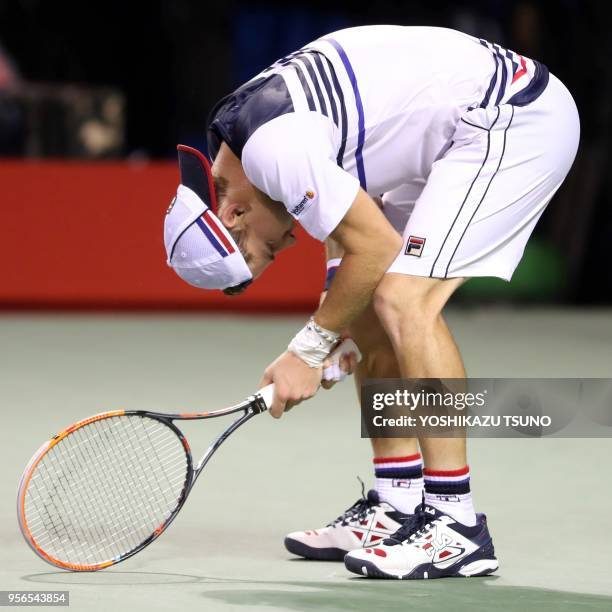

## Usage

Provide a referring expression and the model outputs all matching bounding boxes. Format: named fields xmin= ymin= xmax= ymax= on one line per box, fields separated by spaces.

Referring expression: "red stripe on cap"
xmin=373 ymin=453 xmax=422 ymax=464
xmin=423 ymin=465 xmax=469 ymax=477
xmin=202 ymin=211 xmax=235 ymax=254
xmin=409 ymin=237 xmax=424 ymax=244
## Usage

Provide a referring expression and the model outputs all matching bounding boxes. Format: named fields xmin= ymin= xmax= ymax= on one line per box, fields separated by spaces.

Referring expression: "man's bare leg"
xmin=349 ymin=302 xmax=418 ymax=458
xmin=349 ymin=303 xmax=423 ymax=514
xmin=372 ymin=273 xmax=466 ymax=466
xmin=372 ymin=273 xmax=476 ymax=525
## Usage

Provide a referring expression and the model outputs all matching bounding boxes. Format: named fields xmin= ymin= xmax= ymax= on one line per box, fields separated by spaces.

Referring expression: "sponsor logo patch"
xmin=291 ymin=190 xmax=315 ymax=216
xmin=405 ymin=235 xmax=426 ymax=257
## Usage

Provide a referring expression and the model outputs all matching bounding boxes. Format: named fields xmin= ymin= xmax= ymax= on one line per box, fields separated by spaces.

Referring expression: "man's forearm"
xmin=313 ymin=252 xmax=388 ymax=332
xmin=314 ymin=189 xmax=402 ymax=333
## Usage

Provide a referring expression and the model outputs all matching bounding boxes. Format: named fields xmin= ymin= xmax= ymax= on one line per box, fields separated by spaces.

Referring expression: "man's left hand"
xmin=259 ymin=351 xmax=322 ymax=418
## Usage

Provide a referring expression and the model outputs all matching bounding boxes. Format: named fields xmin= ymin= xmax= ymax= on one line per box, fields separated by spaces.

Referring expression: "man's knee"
xmin=373 ymin=274 xmax=463 ymax=338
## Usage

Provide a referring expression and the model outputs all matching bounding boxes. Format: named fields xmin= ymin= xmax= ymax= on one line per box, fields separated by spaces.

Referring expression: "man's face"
xmin=239 ymin=202 xmax=296 ymax=279
xmin=212 ymin=144 xmax=296 ymax=283
xmin=218 ymin=193 xmax=296 ymax=281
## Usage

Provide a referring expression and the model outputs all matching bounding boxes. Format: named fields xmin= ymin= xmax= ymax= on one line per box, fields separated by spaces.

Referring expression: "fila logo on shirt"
xmin=405 ymin=235 xmax=426 ymax=256
xmin=291 ymin=190 xmax=315 ymax=216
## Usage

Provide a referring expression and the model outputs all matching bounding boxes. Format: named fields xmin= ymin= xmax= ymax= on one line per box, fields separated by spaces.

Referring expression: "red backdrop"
xmin=2 ymin=161 xmax=324 ymax=311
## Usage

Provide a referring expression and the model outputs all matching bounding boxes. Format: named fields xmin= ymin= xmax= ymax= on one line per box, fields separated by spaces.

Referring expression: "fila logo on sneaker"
xmin=419 ymin=527 xmax=466 ymax=565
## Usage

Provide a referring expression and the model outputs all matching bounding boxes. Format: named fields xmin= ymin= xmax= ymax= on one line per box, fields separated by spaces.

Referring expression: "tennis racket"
xmin=17 ymin=384 xmax=275 ymax=572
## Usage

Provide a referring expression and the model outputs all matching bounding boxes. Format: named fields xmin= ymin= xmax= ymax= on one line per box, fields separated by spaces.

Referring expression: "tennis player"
xmin=164 ymin=25 xmax=579 ymax=579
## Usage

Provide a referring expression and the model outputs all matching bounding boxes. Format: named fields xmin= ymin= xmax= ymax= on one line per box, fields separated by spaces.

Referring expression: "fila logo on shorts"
xmin=405 ymin=236 xmax=426 ymax=257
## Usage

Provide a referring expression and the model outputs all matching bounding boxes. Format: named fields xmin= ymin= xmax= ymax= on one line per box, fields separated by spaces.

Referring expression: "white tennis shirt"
xmin=207 ymin=25 xmax=548 ymax=241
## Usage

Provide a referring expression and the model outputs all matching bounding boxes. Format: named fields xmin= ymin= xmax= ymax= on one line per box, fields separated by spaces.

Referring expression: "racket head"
xmin=17 ymin=411 xmax=193 ymax=571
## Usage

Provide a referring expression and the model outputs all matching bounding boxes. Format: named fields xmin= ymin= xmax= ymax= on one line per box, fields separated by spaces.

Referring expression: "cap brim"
xmin=177 ymin=145 xmax=219 ymax=215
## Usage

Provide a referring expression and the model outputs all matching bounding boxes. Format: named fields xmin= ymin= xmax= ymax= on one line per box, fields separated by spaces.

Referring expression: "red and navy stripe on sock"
xmin=423 ymin=465 xmax=471 ymax=496
xmin=374 ymin=453 xmax=423 ymax=480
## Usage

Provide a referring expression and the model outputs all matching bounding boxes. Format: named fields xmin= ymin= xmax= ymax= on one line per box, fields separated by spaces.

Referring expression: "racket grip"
xmin=256 ymin=384 xmax=275 ymax=411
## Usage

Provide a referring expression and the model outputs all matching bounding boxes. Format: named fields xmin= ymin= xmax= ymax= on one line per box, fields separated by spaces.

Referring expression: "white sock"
xmin=423 ymin=466 xmax=477 ymax=526
xmin=374 ymin=453 xmax=424 ymax=514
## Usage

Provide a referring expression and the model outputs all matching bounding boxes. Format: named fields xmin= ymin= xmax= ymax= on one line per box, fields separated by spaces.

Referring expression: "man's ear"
xmin=218 ymin=201 xmax=247 ymax=229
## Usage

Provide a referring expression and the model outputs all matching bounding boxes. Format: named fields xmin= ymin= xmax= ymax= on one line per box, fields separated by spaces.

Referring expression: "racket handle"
xmin=256 ymin=384 xmax=275 ymax=411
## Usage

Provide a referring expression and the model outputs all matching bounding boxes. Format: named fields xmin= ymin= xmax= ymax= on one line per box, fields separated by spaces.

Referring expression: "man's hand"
xmin=259 ymin=351 xmax=322 ymax=418
xmin=321 ymin=338 xmax=361 ymax=389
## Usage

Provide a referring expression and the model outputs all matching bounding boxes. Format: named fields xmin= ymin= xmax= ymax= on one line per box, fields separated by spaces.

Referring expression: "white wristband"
xmin=288 ymin=318 xmax=340 ymax=368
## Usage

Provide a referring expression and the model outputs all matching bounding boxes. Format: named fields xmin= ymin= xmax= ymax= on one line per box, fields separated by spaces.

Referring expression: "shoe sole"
xmin=284 ymin=537 xmax=348 ymax=561
xmin=345 ymin=556 xmax=499 ymax=579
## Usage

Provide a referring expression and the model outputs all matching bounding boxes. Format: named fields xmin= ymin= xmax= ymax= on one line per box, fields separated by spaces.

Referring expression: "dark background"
xmin=1 ymin=0 xmax=610 ymax=302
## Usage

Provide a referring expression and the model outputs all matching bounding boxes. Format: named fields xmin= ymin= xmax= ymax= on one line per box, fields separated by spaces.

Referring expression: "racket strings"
xmin=24 ymin=415 xmax=189 ymax=566
xmin=31 ymin=423 xmax=159 ymax=561
xmin=29 ymin=418 xmax=187 ymax=563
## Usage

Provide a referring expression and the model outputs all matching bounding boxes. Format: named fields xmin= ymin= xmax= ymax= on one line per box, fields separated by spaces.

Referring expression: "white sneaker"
xmin=344 ymin=502 xmax=499 ymax=579
xmin=284 ymin=489 xmax=408 ymax=561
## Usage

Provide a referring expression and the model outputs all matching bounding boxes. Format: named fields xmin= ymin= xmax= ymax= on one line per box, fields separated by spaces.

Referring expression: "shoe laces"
xmin=328 ymin=477 xmax=375 ymax=527
xmin=385 ymin=492 xmax=437 ymax=545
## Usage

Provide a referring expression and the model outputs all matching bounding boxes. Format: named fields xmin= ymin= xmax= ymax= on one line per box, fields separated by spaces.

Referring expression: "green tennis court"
xmin=1 ymin=310 xmax=611 ymax=611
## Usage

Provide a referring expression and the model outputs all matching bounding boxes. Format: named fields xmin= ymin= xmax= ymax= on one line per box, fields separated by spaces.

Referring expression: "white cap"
xmin=164 ymin=145 xmax=253 ymax=291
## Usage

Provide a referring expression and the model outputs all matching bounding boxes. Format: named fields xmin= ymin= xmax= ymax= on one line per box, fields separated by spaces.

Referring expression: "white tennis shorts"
xmin=384 ymin=73 xmax=580 ymax=281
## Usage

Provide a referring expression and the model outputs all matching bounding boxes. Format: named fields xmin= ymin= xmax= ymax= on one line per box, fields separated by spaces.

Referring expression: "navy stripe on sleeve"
xmin=289 ymin=61 xmax=316 ymax=111
xmin=326 ymin=38 xmax=367 ymax=190
xmin=306 ymin=52 xmax=338 ymax=126
xmin=297 ymin=56 xmax=328 ymax=117
xmin=305 ymin=50 xmax=348 ymax=168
